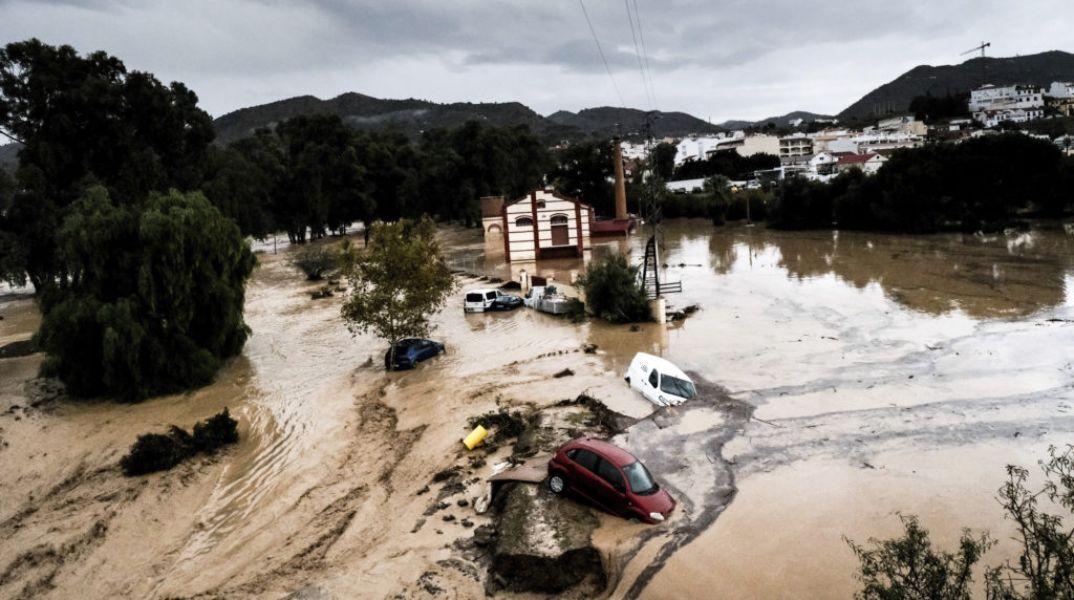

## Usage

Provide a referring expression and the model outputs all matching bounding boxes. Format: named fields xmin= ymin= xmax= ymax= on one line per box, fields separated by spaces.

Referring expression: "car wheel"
xmin=548 ymin=473 xmax=567 ymax=495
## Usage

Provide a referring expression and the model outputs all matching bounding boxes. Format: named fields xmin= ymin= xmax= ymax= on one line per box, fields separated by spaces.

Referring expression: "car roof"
xmin=465 ymin=288 xmax=497 ymax=294
xmin=631 ymin=352 xmax=692 ymax=382
xmin=570 ymin=438 xmax=638 ymax=467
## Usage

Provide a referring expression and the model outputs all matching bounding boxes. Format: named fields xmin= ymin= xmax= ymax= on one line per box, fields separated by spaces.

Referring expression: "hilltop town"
xmin=660 ymin=80 xmax=1074 ymax=192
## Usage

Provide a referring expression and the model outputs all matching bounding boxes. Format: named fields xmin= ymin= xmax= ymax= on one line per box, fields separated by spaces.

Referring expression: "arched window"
xmin=515 ymin=216 xmax=534 ymax=227
xmin=550 ymin=214 xmax=569 ymax=225
xmin=486 ymin=224 xmax=502 ymax=234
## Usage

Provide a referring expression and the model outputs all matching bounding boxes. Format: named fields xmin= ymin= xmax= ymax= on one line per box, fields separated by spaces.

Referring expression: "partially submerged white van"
xmin=464 ymin=289 xmax=500 ymax=313
xmin=624 ymin=352 xmax=697 ymax=407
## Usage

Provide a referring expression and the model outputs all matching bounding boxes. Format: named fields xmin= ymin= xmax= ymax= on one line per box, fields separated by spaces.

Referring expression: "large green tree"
xmin=340 ymin=218 xmax=454 ymax=370
xmin=36 ymin=187 xmax=255 ymax=401
xmin=551 ymin=140 xmax=615 ymax=216
xmin=0 ymin=39 xmax=214 ymax=292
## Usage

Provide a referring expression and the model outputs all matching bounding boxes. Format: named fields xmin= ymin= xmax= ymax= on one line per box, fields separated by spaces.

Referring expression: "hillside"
xmin=840 ymin=50 xmax=1074 ymax=120
xmin=717 ymin=111 xmax=833 ymax=130
xmin=546 ymin=106 xmax=721 ymax=138
xmin=213 ymin=92 xmax=555 ymax=144
xmin=213 ymin=93 xmax=721 ymax=145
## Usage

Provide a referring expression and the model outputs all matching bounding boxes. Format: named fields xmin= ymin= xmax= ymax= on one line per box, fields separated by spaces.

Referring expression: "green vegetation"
xmin=289 ymin=242 xmax=344 ymax=281
xmin=0 ymin=39 xmax=214 ymax=293
xmin=341 ymin=218 xmax=454 ymax=370
xmin=551 ymin=140 xmax=616 ymax=216
xmin=121 ymin=408 xmax=239 ymax=476
xmin=576 ymin=253 xmax=652 ymax=324
xmin=848 ymin=446 xmax=1074 ymax=599
xmin=36 ymin=187 xmax=255 ymax=401
xmin=770 ymin=134 xmax=1074 ymax=232
xmin=908 ymin=91 xmax=971 ymax=122
xmin=847 ymin=515 xmax=991 ymax=600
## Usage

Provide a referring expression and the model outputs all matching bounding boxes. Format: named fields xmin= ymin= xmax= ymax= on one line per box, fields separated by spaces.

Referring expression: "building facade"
xmin=483 ymin=190 xmax=592 ymax=263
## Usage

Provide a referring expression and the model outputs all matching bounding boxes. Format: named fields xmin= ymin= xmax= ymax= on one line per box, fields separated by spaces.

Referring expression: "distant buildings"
xmin=969 ymin=84 xmax=1045 ymax=127
xmin=778 ymin=134 xmax=813 ymax=165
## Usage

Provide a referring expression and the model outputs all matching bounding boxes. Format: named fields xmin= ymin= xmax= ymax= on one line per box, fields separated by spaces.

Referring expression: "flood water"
xmin=2 ymin=219 xmax=1073 ymax=599
xmin=449 ymin=219 xmax=1074 ymax=598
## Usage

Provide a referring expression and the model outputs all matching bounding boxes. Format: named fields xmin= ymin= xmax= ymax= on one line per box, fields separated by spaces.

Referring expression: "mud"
xmin=0 ymin=221 xmax=1072 ymax=599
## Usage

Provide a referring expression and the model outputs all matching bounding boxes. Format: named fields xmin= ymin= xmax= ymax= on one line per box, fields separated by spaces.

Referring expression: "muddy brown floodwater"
xmin=1 ymin=220 xmax=1073 ymax=599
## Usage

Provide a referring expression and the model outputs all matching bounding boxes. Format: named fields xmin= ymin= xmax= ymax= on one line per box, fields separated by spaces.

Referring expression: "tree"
xmin=986 ymin=446 xmax=1074 ymax=599
xmin=340 ymin=218 xmax=454 ymax=370
xmin=551 ymin=140 xmax=616 ymax=217
xmin=651 ymin=142 xmax=677 ymax=180
xmin=35 ymin=187 xmax=255 ymax=401
xmin=846 ymin=514 xmax=993 ymax=600
xmin=576 ymin=252 xmax=652 ymax=324
xmin=847 ymin=446 xmax=1074 ymax=600
xmin=0 ymin=39 xmax=214 ymax=292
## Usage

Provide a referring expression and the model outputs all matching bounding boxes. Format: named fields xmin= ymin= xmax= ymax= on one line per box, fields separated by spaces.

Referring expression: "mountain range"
xmin=212 ymin=50 xmax=1073 ymax=143
xmin=212 ymin=93 xmax=720 ymax=144
xmin=2 ymin=50 xmax=1072 ymax=167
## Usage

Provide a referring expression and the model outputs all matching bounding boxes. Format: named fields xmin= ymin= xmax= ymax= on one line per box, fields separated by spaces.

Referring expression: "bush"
xmin=120 ymin=409 xmax=239 ymax=476
xmin=846 ymin=514 xmax=991 ymax=600
xmin=121 ymin=428 xmax=193 ymax=476
xmin=191 ymin=407 xmax=240 ymax=453
xmin=289 ymin=243 xmax=341 ymax=281
xmin=576 ymin=253 xmax=653 ymax=324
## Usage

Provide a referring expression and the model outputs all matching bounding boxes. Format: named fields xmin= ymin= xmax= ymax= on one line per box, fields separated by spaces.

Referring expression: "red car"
xmin=547 ymin=438 xmax=675 ymax=524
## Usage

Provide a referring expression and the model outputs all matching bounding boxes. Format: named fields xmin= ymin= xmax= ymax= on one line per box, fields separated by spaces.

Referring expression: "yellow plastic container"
xmin=463 ymin=425 xmax=488 ymax=450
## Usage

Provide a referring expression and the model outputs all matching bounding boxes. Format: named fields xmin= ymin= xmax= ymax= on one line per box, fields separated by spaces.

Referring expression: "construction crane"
xmin=961 ymin=41 xmax=991 ymax=58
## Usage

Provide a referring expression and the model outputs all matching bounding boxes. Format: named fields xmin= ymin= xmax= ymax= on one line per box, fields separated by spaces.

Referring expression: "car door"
xmin=566 ymin=449 xmax=603 ymax=505
xmin=593 ymin=457 xmax=630 ymax=515
xmin=485 ymin=291 xmax=497 ymax=310
xmin=645 ymin=368 xmax=661 ymax=403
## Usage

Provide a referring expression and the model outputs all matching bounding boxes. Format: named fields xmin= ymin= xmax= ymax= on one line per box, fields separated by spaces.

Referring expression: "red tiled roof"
xmin=836 ymin=153 xmax=876 ymax=165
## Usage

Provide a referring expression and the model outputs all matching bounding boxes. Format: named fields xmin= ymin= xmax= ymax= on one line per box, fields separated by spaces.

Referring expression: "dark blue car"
xmin=384 ymin=338 xmax=445 ymax=370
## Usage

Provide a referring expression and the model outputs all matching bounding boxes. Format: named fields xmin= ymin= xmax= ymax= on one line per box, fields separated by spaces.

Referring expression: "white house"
xmin=482 ymin=190 xmax=593 ymax=263
xmin=835 ymin=153 xmax=887 ymax=174
xmin=1047 ymin=82 xmax=1074 ymax=99
xmin=736 ymin=134 xmax=780 ymax=157
xmin=779 ymin=134 xmax=814 ymax=165
xmin=969 ymin=84 xmax=1045 ymax=126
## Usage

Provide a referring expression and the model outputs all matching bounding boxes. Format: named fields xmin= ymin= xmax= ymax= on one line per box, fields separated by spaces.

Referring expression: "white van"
xmin=464 ymin=288 xmax=499 ymax=313
xmin=624 ymin=352 xmax=697 ymax=407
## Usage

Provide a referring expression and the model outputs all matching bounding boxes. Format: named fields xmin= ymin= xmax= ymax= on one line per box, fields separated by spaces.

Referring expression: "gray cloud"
xmin=0 ymin=0 xmax=1069 ymax=120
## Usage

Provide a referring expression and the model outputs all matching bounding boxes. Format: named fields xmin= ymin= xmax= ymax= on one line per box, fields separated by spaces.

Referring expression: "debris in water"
xmin=553 ymin=368 xmax=574 ymax=378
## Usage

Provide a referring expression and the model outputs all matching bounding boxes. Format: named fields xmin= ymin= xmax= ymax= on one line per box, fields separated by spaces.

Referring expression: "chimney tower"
xmin=613 ymin=137 xmax=628 ymax=220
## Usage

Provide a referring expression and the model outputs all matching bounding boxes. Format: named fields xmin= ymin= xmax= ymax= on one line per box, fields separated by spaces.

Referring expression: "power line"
xmin=623 ymin=0 xmax=653 ymax=110
xmin=630 ymin=0 xmax=657 ymax=108
xmin=578 ymin=0 xmax=625 ymax=108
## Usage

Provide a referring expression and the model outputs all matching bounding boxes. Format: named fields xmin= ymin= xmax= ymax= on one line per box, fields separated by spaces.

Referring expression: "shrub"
xmin=121 ymin=409 xmax=239 ymax=476
xmin=846 ymin=514 xmax=991 ymax=600
xmin=288 ymin=243 xmax=341 ymax=281
xmin=576 ymin=253 xmax=653 ymax=324
xmin=120 ymin=429 xmax=193 ymax=476
xmin=191 ymin=408 xmax=240 ymax=453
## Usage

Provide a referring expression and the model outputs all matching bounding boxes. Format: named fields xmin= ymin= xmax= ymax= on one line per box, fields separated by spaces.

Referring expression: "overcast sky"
xmin=1 ymin=0 xmax=1071 ymax=122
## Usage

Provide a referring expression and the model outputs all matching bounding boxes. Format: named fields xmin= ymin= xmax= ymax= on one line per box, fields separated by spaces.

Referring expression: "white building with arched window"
xmin=481 ymin=190 xmax=593 ymax=262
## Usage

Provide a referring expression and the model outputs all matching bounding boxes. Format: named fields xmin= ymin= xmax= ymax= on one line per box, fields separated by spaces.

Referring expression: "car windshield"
xmin=660 ymin=374 xmax=696 ymax=399
xmin=623 ymin=461 xmax=658 ymax=495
